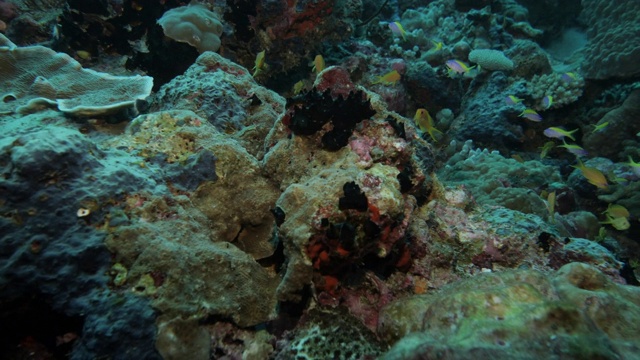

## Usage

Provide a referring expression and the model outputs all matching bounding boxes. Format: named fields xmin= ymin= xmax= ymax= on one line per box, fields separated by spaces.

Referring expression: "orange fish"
xmin=372 ymin=70 xmax=401 ymax=86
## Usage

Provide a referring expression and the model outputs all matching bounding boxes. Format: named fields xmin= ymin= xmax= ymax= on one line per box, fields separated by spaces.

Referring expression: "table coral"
xmin=0 ymin=34 xmax=152 ymax=117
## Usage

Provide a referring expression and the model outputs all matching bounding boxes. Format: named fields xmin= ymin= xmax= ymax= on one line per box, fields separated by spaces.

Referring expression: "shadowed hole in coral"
xmin=0 ymin=296 xmax=83 ymax=360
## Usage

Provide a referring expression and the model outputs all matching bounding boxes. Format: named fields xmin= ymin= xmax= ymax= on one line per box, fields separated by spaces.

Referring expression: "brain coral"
xmin=157 ymin=3 xmax=223 ymax=53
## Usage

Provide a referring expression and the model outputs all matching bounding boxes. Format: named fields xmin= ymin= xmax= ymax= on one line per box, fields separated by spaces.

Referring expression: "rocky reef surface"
xmin=0 ymin=0 xmax=639 ymax=359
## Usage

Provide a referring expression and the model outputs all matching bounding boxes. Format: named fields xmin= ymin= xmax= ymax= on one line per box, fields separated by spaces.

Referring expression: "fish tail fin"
xmin=428 ymin=127 xmax=442 ymax=142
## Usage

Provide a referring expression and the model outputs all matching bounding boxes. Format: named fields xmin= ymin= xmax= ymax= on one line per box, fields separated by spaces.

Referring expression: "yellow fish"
xmin=388 ymin=22 xmax=406 ymax=41
xmin=430 ymin=40 xmax=443 ymax=51
xmin=372 ymin=70 xmax=401 ymax=86
xmin=252 ymin=50 xmax=266 ymax=77
xmin=445 ymin=60 xmax=475 ymax=76
xmin=539 ymin=141 xmax=555 ymax=159
xmin=602 ymin=204 xmax=630 ymax=219
xmin=311 ymin=54 xmax=325 ymax=74
xmin=505 ymin=95 xmax=523 ymax=105
xmin=591 ymin=122 xmax=609 ymax=133
xmin=543 ymin=127 xmax=579 ymax=141
xmin=293 ymin=80 xmax=306 ymax=94
xmin=414 ymin=108 xmax=442 ymax=142
xmin=626 ymin=156 xmax=640 ymax=176
xmin=572 ymin=159 xmax=608 ymax=189
xmin=600 ymin=215 xmax=630 ymax=231
xmin=76 ymin=50 xmax=92 ymax=60
xmin=559 ymin=141 xmax=588 ymax=157
xmin=547 ymin=191 xmax=556 ymax=223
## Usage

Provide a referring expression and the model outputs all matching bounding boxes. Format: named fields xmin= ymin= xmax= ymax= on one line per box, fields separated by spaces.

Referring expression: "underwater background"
xmin=1 ymin=0 xmax=639 ymax=358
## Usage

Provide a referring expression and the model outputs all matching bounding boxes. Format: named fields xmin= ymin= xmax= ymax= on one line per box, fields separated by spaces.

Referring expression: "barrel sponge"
xmin=468 ymin=49 xmax=514 ymax=71
xmin=157 ymin=3 xmax=223 ymax=53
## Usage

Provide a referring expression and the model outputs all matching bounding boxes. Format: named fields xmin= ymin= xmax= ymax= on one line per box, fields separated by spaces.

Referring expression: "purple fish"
xmin=567 ymin=147 xmax=589 ymax=157
xmin=445 ymin=60 xmax=472 ymax=74
xmin=561 ymin=72 xmax=577 ymax=83
xmin=505 ymin=95 xmax=522 ymax=105
xmin=519 ymin=109 xmax=542 ymax=122
xmin=543 ymin=127 xmax=577 ymax=141
xmin=388 ymin=22 xmax=406 ymax=40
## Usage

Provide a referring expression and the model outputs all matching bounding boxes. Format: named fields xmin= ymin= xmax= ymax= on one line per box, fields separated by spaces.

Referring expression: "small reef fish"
xmin=252 ymin=50 xmax=266 ymax=77
xmin=543 ymin=127 xmax=578 ymax=141
xmin=542 ymin=95 xmax=553 ymax=109
xmin=388 ymin=22 xmax=406 ymax=41
xmin=76 ymin=50 xmax=92 ymax=60
xmin=602 ymin=204 xmax=630 ymax=219
xmin=559 ymin=141 xmax=588 ymax=157
xmin=626 ymin=156 xmax=640 ymax=176
xmin=445 ymin=60 xmax=475 ymax=76
xmin=600 ymin=215 xmax=630 ymax=231
xmin=519 ymin=108 xmax=542 ymax=122
xmin=511 ymin=154 xmax=525 ymax=163
xmin=414 ymin=108 xmax=442 ymax=142
xmin=608 ymin=173 xmax=629 ymax=186
xmin=572 ymin=159 xmax=608 ymax=189
xmin=591 ymin=122 xmax=609 ymax=133
xmin=311 ymin=54 xmax=325 ymax=74
xmin=561 ymin=72 xmax=578 ymax=83
xmin=373 ymin=70 xmax=401 ymax=86
xmin=547 ymin=191 xmax=556 ymax=223
xmin=539 ymin=141 xmax=555 ymax=159
xmin=430 ymin=40 xmax=443 ymax=51
xmin=293 ymin=80 xmax=306 ymax=94
xmin=505 ymin=95 xmax=523 ymax=105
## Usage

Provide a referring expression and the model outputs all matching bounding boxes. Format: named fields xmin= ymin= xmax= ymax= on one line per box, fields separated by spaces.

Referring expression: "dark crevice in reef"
xmin=0 ymin=296 xmax=84 ymax=360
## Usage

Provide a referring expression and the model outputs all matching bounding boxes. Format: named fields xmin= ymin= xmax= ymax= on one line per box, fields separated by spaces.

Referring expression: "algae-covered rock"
xmin=379 ymin=262 xmax=640 ymax=359
xmin=439 ymin=144 xmax=562 ymax=217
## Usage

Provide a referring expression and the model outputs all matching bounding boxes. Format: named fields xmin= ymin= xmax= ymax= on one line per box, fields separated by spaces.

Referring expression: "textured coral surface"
xmin=1 ymin=0 xmax=639 ymax=359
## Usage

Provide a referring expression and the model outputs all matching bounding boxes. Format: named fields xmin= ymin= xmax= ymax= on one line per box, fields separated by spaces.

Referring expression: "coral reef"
xmin=468 ymin=49 xmax=514 ymax=71
xmin=379 ymin=262 xmax=640 ymax=359
xmin=579 ymin=0 xmax=640 ymax=79
xmin=1 ymin=0 xmax=639 ymax=358
xmin=0 ymin=112 xmax=162 ymax=359
xmin=583 ymin=89 xmax=640 ymax=160
xmin=157 ymin=3 xmax=223 ymax=53
xmin=0 ymin=34 xmax=152 ymax=116
xmin=439 ymin=144 xmax=562 ymax=217
xmin=275 ymin=308 xmax=384 ymax=359
xmin=150 ymin=51 xmax=285 ymax=159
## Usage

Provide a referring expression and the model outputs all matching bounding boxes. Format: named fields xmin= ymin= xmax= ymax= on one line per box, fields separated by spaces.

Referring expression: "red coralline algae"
xmin=314 ymin=66 xmax=356 ymax=98
xmin=263 ymin=0 xmax=333 ymax=40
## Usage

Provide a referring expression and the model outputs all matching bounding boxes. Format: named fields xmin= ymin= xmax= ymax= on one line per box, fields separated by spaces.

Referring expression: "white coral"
xmin=468 ymin=49 xmax=514 ymax=71
xmin=529 ymin=72 xmax=584 ymax=110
